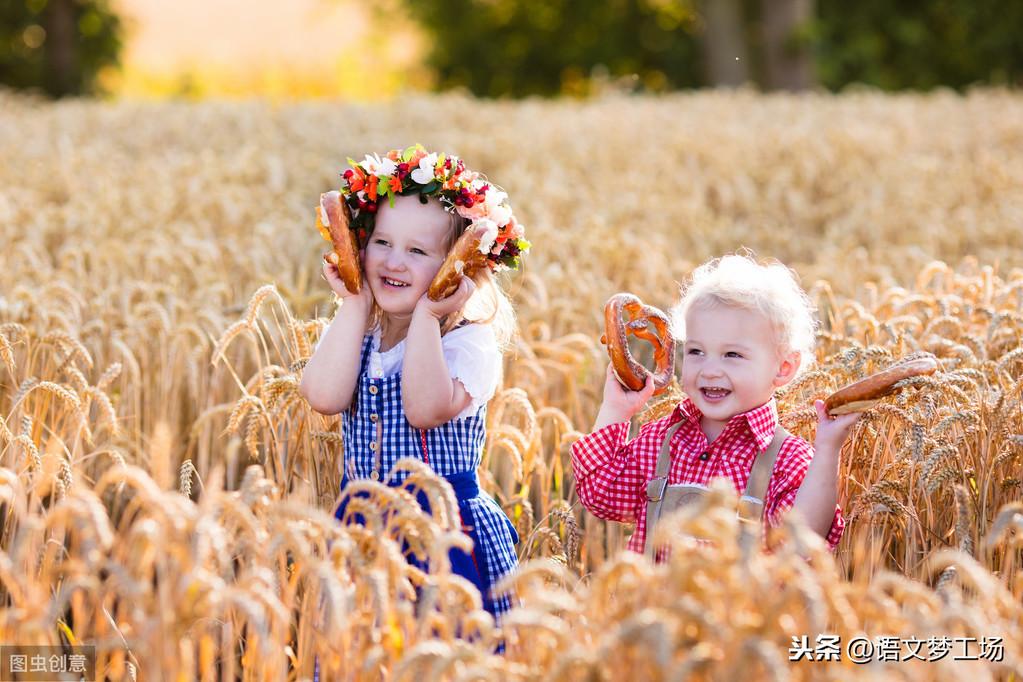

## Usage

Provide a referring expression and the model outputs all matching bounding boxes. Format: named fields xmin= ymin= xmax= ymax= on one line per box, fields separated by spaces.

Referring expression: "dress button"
xmin=370 ymin=470 xmax=379 ymax=481
xmin=699 ymin=452 xmax=710 ymax=461
xmin=370 ymin=441 xmax=378 ymax=451
xmin=370 ymin=414 xmax=378 ymax=423
xmin=368 ymin=385 xmax=378 ymax=395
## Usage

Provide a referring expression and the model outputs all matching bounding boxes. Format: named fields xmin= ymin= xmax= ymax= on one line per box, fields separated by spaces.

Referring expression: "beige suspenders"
xmin=643 ymin=420 xmax=792 ymax=558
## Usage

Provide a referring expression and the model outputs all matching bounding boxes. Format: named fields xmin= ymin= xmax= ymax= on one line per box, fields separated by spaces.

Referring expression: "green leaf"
xmin=419 ymin=181 xmax=440 ymax=194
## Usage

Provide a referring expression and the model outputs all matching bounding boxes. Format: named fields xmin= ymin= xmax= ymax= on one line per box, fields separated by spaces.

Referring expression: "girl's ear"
xmin=773 ymin=350 xmax=801 ymax=387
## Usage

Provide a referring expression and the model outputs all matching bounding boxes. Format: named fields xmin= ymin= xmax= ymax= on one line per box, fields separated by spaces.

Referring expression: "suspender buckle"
xmin=646 ymin=476 xmax=668 ymax=503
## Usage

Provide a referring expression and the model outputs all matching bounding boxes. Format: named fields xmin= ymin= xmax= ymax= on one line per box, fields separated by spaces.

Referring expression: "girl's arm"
xmin=791 ymin=399 xmax=860 ymax=539
xmin=298 ymin=262 xmax=371 ymax=415
xmin=402 ymin=278 xmax=476 ymax=429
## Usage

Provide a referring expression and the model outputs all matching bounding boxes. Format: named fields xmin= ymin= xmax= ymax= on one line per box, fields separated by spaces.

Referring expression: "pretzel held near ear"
xmin=601 ymin=293 xmax=676 ymax=395
xmin=824 ymin=355 xmax=938 ymax=415
xmin=428 ymin=223 xmax=493 ymax=301
xmin=317 ymin=190 xmax=361 ymax=294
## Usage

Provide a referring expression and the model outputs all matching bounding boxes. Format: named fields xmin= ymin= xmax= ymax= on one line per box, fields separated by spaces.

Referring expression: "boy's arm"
xmin=784 ymin=400 xmax=860 ymax=549
xmin=766 ymin=438 xmax=845 ymax=551
xmin=571 ymin=365 xmax=657 ymax=522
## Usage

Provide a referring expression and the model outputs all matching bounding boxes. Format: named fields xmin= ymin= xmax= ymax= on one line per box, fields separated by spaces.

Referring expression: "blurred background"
xmin=2 ymin=0 xmax=1021 ymax=100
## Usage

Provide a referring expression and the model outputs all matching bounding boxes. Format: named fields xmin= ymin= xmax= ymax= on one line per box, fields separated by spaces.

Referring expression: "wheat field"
xmin=1 ymin=88 xmax=1022 ymax=680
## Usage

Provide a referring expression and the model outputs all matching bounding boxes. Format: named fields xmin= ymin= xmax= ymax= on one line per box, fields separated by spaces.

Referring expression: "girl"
xmin=300 ymin=145 xmax=530 ymax=619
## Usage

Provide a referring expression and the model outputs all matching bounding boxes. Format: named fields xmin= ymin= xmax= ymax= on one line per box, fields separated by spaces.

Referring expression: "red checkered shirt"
xmin=571 ymin=396 xmax=845 ymax=554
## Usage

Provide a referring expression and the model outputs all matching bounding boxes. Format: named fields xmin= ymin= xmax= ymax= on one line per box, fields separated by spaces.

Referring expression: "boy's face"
xmin=681 ymin=303 xmax=800 ymax=428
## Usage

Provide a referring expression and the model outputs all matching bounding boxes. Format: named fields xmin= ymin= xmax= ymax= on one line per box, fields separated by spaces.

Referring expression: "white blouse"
xmin=348 ymin=323 xmax=503 ymax=421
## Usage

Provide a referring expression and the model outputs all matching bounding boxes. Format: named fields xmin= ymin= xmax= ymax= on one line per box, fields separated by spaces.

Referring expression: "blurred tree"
xmin=700 ymin=0 xmax=749 ymax=86
xmin=761 ymin=0 xmax=814 ymax=90
xmin=402 ymin=0 xmax=704 ymax=96
xmin=0 ymin=0 xmax=123 ymax=97
xmin=812 ymin=0 xmax=1023 ymax=89
xmin=404 ymin=0 xmax=1023 ymax=95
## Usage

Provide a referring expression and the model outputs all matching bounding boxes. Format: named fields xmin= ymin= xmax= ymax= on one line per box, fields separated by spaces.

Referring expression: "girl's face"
xmin=364 ymin=195 xmax=453 ymax=316
xmin=680 ymin=303 xmax=799 ymax=430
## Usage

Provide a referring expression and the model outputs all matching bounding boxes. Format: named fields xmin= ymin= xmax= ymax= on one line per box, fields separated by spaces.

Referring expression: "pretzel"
xmin=317 ymin=190 xmax=361 ymax=294
xmin=600 ymin=293 xmax=676 ymax=395
xmin=824 ymin=355 xmax=938 ymax=415
xmin=427 ymin=224 xmax=492 ymax=301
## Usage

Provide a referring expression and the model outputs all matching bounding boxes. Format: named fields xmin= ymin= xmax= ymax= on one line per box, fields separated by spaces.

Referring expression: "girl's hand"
xmin=322 ymin=259 xmax=372 ymax=310
xmin=415 ymin=275 xmax=476 ymax=321
xmin=813 ymin=399 xmax=862 ymax=451
xmin=600 ymin=363 xmax=656 ymax=420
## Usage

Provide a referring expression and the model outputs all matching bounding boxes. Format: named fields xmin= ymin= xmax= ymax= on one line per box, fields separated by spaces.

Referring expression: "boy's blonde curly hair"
xmin=670 ymin=252 xmax=818 ymax=376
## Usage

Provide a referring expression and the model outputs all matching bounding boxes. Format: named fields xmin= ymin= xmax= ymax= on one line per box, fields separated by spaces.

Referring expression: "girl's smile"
xmin=364 ymin=195 xmax=454 ymax=315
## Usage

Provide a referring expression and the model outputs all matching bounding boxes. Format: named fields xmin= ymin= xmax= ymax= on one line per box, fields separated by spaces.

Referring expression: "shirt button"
xmin=370 ymin=414 xmax=378 ymax=423
xmin=368 ymin=385 xmax=378 ymax=395
xmin=370 ymin=441 xmax=378 ymax=451
xmin=699 ymin=452 xmax=710 ymax=461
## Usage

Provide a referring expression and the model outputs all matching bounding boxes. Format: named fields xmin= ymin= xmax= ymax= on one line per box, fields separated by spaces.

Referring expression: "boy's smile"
xmin=681 ymin=303 xmax=800 ymax=440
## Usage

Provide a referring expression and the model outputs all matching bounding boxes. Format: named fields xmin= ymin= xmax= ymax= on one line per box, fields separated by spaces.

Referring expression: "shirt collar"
xmin=672 ymin=395 xmax=780 ymax=453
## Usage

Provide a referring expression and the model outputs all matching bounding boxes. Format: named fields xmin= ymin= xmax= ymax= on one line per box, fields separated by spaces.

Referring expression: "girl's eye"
xmin=686 ymin=349 xmax=702 ymax=356
xmin=373 ymin=239 xmax=389 ymax=246
xmin=411 ymin=248 xmax=426 ymax=255
xmin=726 ymin=352 xmax=743 ymax=358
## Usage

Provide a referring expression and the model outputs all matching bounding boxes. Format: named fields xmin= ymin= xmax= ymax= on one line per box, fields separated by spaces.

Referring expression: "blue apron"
xmin=333 ymin=333 xmax=520 ymax=619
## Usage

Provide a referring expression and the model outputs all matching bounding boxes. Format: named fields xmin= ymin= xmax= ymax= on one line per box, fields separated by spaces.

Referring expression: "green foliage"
xmin=813 ymin=0 xmax=1023 ymax=90
xmin=406 ymin=0 xmax=1023 ymax=95
xmin=404 ymin=0 xmax=704 ymax=96
xmin=0 ymin=0 xmax=123 ymax=97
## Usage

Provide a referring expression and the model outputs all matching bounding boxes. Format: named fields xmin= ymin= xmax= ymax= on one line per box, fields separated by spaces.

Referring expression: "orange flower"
xmin=367 ymin=175 xmax=379 ymax=201
xmin=389 ymin=176 xmax=402 ymax=193
xmin=349 ymin=167 xmax=366 ymax=192
xmin=408 ymin=149 xmax=426 ymax=167
xmin=386 ymin=149 xmax=401 ymax=161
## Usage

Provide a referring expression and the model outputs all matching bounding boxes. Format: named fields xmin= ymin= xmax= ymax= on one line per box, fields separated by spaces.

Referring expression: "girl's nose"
xmin=384 ymin=251 xmax=406 ymax=270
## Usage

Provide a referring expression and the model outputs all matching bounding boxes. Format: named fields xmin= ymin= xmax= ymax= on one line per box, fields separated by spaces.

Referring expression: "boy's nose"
xmin=700 ymin=363 xmax=723 ymax=378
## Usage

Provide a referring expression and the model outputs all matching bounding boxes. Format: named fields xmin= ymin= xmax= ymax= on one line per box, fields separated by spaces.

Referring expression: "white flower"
xmin=361 ymin=153 xmax=396 ymax=179
xmin=410 ymin=153 xmax=439 ymax=184
xmin=483 ymin=188 xmax=511 ymax=225
xmin=473 ymin=218 xmax=499 ymax=255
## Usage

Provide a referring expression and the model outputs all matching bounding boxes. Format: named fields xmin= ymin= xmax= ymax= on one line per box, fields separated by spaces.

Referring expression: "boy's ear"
xmin=773 ymin=350 xmax=801 ymax=387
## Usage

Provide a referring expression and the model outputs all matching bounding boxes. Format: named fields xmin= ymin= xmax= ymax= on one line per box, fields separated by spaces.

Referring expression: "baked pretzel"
xmin=317 ymin=190 xmax=361 ymax=294
xmin=600 ymin=293 xmax=676 ymax=395
xmin=824 ymin=355 xmax=938 ymax=415
xmin=427 ymin=224 xmax=492 ymax=301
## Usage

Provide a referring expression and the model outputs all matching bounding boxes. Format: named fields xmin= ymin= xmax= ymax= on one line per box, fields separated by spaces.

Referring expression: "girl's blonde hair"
xmin=368 ymin=202 xmax=516 ymax=349
xmin=669 ymin=252 xmax=817 ymax=375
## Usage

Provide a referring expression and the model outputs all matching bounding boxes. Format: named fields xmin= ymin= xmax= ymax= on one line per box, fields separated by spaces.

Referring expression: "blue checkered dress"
xmin=336 ymin=333 xmax=519 ymax=618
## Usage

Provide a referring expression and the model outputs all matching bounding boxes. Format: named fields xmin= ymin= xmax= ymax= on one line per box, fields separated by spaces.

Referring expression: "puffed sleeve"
xmin=442 ymin=323 xmax=502 ymax=417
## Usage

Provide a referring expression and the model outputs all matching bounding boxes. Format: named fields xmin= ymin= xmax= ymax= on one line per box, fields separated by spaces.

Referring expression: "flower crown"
xmin=339 ymin=144 xmax=530 ymax=272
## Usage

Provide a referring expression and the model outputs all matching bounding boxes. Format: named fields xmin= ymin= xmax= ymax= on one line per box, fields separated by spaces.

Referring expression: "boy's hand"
xmin=813 ymin=399 xmax=861 ymax=451
xmin=415 ymin=275 xmax=476 ymax=321
xmin=592 ymin=363 xmax=656 ymax=429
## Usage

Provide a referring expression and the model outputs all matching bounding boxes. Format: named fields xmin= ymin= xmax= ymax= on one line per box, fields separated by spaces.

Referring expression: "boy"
xmin=571 ymin=254 xmax=860 ymax=555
